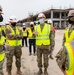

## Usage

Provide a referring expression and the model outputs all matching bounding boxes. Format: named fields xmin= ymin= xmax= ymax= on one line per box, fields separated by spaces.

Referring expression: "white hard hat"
xmin=68 ymin=10 xmax=74 ymax=17
xmin=5 ymin=21 xmax=9 ymax=24
xmin=30 ymin=22 xmax=34 ymax=25
xmin=23 ymin=23 xmax=25 ymax=25
xmin=37 ymin=13 xmax=46 ymax=19
xmin=47 ymin=19 xmax=52 ymax=24
xmin=9 ymin=15 xmax=17 ymax=22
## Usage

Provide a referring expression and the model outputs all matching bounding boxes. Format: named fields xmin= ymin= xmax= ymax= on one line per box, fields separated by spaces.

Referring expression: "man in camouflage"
xmin=62 ymin=10 xmax=74 ymax=45
xmin=56 ymin=10 xmax=74 ymax=75
xmin=0 ymin=5 xmax=5 ymax=75
xmin=47 ymin=19 xmax=55 ymax=59
xmin=34 ymin=13 xmax=55 ymax=75
xmin=5 ymin=16 xmax=22 ymax=75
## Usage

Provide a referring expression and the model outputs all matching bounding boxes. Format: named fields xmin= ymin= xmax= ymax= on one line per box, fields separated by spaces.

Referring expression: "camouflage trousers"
xmin=37 ymin=45 xmax=50 ymax=68
xmin=0 ymin=46 xmax=4 ymax=74
xmin=0 ymin=60 xmax=4 ymax=75
xmin=6 ymin=46 xmax=22 ymax=72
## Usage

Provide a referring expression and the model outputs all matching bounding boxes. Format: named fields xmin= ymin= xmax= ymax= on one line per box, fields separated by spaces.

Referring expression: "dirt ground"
xmin=3 ymin=30 xmax=64 ymax=75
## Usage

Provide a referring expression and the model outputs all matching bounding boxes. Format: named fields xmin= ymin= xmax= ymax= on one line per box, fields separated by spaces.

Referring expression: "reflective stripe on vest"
xmin=0 ymin=36 xmax=5 ymax=45
xmin=0 ymin=28 xmax=5 ymax=45
xmin=22 ymin=29 xmax=27 ymax=37
xmin=65 ymin=41 xmax=74 ymax=75
xmin=35 ymin=23 xmax=51 ymax=46
xmin=6 ymin=26 xmax=21 ymax=46
xmin=65 ymin=28 xmax=74 ymax=43
xmin=0 ymin=53 xmax=5 ymax=61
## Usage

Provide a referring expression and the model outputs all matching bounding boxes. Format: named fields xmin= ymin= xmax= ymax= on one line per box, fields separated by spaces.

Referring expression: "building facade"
xmin=21 ymin=8 xmax=74 ymax=29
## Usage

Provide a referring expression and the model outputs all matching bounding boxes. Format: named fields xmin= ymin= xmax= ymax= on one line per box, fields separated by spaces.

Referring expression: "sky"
xmin=0 ymin=0 xmax=74 ymax=23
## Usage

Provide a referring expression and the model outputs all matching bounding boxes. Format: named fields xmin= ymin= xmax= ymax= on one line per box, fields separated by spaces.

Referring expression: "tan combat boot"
xmin=8 ymin=72 xmax=12 ymax=75
xmin=44 ymin=68 xmax=48 ymax=75
xmin=37 ymin=68 xmax=42 ymax=75
xmin=17 ymin=68 xmax=22 ymax=75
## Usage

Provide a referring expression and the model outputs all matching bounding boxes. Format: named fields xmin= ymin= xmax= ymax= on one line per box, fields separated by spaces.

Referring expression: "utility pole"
xmin=29 ymin=12 xmax=33 ymax=21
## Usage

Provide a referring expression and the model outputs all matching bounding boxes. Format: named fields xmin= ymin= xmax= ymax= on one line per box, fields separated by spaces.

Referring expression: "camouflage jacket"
xmin=50 ymin=26 xmax=55 ymax=49
xmin=62 ymin=25 xmax=74 ymax=46
xmin=55 ymin=46 xmax=69 ymax=70
xmin=5 ymin=25 xmax=23 ymax=40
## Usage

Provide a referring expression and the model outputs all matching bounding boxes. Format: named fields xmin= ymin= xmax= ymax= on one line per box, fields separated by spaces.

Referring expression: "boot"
xmin=17 ymin=68 xmax=22 ymax=75
xmin=2 ymin=73 xmax=4 ymax=75
xmin=44 ymin=68 xmax=48 ymax=75
xmin=0 ymin=72 xmax=4 ymax=75
xmin=8 ymin=72 xmax=12 ymax=75
xmin=50 ymin=55 xmax=54 ymax=59
xmin=37 ymin=68 xmax=42 ymax=75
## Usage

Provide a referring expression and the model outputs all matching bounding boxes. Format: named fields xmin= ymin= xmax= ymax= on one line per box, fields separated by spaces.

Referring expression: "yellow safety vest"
xmin=6 ymin=26 xmax=21 ymax=46
xmin=0 ymin=53 xmax=5 ymax=61
xmin=35 ymin=23 xmax=51 ymax=46
xmin=28 ymin=28 xmax=35 ymax=39
xmin=0 ymin=28 xmax=5 ymax=61
xmin=65 ymin=28 xmax=74 ymax=43
xmin=0 ymin=36 xmax=5 ymax=45
xmin=0 ymin=28 xmax=5 ymax=45
xmin=64 ymin=41 xmax=74 ymax=75
xmin=22 ymin=29 xmax=27 ymax=37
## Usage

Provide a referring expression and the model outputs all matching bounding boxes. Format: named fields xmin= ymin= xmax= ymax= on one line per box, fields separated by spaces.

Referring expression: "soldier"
xmin=62 ymin=10 xmax=74 ymax=46
xmin=5 ymin=15 xmax=22 ymax=75
xmin=47 ymin=19 xmax=55 ymax=59
xmin=34 ymin=13 xmax=55 ymax=75
xmin=0 ymin=5 xmax=5 ymax=75
xmin=56 ymin=40 xmax=74 ymax=75
xmin=55 ymin=10 xmax=74 ymax=75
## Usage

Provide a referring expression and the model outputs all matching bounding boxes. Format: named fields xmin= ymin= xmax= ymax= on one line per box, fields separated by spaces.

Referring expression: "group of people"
xmin=0 ymin=5 xmax=74 ymax=75
xmin=22 ymin=18 xmax=55 ymax=57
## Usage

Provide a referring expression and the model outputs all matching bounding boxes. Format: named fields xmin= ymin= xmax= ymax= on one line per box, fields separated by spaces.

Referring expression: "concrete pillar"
xmin=64 ymin=21 xmax=66 ymax=28
xmin=59 ymin=12 xmax=61 ymax=28
xmin=51 ymin=10 xmax=53 ymax=26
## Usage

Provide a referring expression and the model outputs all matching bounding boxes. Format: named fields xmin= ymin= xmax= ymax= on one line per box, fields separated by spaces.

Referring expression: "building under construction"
xmin=21 ymin=8 xmax=74 ymax=29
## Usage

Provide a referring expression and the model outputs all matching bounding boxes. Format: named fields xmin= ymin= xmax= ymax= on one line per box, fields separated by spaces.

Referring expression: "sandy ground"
xmin=3 ymin=30 xmax=65 ymax=75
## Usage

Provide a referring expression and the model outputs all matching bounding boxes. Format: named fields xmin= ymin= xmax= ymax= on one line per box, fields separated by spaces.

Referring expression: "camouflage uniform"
xmin=0 ymin=27 xmax=5 ymax=75
xmin=55 ymin=47 xmax=68 ymax=72
xmin=62 ymin=25 xmax=74 ymax=46
xmin=0 ymin=46 xmax=5 ymax=75
xmin=37 ymin=45 xmax=50 ymax=68
xmin=5 ymin=25 xmax=22 ymax=72
xmin=57 ymin=10 xmax=74 ymax=74
xmin=0 ymin=60 xmax=4 ymax=75
xmin=36 ymin=24 xmax=55 ymax=68
xmin=50 ymin=26 xmax=55 ymax=59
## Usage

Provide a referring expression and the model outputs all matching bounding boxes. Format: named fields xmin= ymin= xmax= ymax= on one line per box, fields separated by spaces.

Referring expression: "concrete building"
xmin=21 ymin=8 xmax=74 ymax=29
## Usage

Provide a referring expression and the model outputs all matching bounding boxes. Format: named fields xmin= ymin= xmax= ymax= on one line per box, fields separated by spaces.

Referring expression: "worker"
xmin=28 ymin=22 xmax=36 ymax=55
xmin=56 ymin=10 xmax=74 ymax=75
xmin=47 ymin=19 xmax=55 ymax=59
xmin=0 ymin=5 xmax=5 ymax=75
xmin=22 ymin=23 xmax=28 ymax=47
xmin=33 ymin=13 xmax=55 ymax=75
xmin=62 ymin=10 xmax=74 ymax=46
xmin=5 ymin=15 xmax=23 ymax=75
xmin=47 ymin=19 xmax=55 ymax=33
xmin=56 ymin=40 xmax=74 ymax=75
